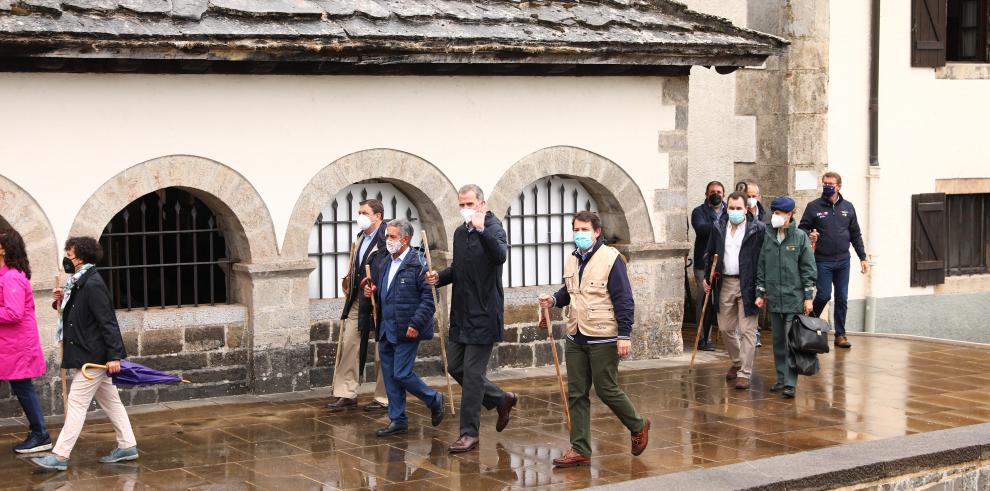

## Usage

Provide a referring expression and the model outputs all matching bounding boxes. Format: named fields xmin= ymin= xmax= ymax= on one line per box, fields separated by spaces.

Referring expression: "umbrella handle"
xmin=80 ymin=363 xmax=106 ymax=380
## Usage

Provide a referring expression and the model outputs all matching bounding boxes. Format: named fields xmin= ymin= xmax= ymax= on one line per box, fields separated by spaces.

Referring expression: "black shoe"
xmin=699 ymin=342 xmax=716 ymax=352
xmin=431 ymin=394 xmax=445 ymax=427
xmin=376 ymin=422 xmax=408 ymax=437
xmin=364 ymin=400 xmax=388 ymax=412
xmin=770 ymin=383 xmax=785 ymax=392
xmin=782 ymin=387 xmax=796 ymax=399
xmin=14 ymin=433 xmax=52 ymax=454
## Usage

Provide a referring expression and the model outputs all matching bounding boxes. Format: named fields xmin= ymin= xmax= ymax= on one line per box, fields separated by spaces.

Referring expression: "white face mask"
xmin=386 ymin=239 xmax=403 ymax=255
xmin=356 ymin=214 xmax=372 ymax=231
xmin=771 ymin=214 xmax=787 ymax=229
xmin=460 ymin=208 xmax=477 ymax=224
xmin=747 ymin=197 xmax=758 ymax=209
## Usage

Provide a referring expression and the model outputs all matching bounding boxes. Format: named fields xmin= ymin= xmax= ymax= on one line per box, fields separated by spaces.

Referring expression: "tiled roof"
xmin=0 ymin=0 xmax=787 ymax=74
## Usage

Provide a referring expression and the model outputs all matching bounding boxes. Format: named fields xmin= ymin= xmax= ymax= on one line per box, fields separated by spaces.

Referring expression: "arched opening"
xmin=503 ymin=176 xmax=599 ymax=288
xmin=98 ymin=187 xmax=233 ymax=310
xmin=308 ymin=181 xmax=424 ymax=299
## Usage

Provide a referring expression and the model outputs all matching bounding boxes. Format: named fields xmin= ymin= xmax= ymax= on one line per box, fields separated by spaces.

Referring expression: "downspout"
xmin=864 ymin=0 xmax=881 ymax=333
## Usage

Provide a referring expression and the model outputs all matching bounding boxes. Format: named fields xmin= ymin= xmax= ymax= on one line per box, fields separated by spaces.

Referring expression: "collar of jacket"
xmin=572 ymin=238 xmax=605 ymax=263
xmin=819 ymin=193 xmax=845 ymax=207
xmin=74 ymin=266 xmax=98 ymax=287
xmin=359 ymin=222 xmax=389 ymax=242
xmin=717 ymin=214 xmax=761 ymax=241
xmin=767 ymin=219 xmax=799 ymax=239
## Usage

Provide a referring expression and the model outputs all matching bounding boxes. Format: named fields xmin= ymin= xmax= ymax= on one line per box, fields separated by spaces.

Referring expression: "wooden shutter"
xmin=912 ymin=0 xmax=948 ymax=67
xmin=911 ymin=193 xmax=947 ymax=287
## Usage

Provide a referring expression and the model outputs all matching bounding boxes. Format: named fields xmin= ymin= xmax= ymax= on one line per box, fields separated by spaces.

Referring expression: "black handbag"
xmin=789 ymin=315 xmax=831 ymax=354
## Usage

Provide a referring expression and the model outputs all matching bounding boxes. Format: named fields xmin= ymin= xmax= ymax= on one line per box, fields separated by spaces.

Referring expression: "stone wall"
xmin=844 ymin=461 xmax=990 ymax=491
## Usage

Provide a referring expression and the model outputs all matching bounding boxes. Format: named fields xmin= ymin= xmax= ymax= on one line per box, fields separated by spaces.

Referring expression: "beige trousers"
xmin=717 ymin=278 xmax=758 ymax=379
xmin=54 ymin=369 xmax=136 ymax=458
xmin=331 ymin=303 xmax=387 ymax=404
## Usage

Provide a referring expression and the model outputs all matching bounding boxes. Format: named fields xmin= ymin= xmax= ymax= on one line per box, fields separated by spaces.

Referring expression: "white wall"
xmin=830 ymin=1 xmax=990 ymax=301
xmin=0 ymin=74 xmax=675 ymax=252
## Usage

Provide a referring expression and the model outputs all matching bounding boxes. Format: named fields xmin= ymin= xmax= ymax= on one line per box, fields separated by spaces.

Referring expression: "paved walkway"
xmin=1 ymin=335 xmax=988 ymax=490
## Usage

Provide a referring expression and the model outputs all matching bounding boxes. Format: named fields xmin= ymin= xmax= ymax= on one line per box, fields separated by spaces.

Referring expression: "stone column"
xmin=233 ymin=259 xmax=314 ymax=394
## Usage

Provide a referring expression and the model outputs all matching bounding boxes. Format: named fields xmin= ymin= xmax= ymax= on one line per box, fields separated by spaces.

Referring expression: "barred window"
xmin=308 ymin=182 xmax=422 ymax=299
xmin=98 ymin=188 xmax=233 ymax=310
xmin=503 ymin=176 xmax=599 ymax=288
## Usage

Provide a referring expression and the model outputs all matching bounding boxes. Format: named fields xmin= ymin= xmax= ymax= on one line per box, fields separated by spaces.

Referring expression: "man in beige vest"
xmin=538 ymin=211 xmax=650 ymax=468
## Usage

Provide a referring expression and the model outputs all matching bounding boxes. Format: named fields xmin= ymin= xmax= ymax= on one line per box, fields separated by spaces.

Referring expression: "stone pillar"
xmin=738 ymin=0 xmax=829 ymax=207
xmin=233 ymin=259 xmax=315 ymax=394
xmin=623 ymin=245 xmax=690 ymax=358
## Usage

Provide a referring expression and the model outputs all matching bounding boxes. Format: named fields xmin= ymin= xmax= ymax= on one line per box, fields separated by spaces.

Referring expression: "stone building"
xmin=0 ymin=0 xmax=783 ymax=415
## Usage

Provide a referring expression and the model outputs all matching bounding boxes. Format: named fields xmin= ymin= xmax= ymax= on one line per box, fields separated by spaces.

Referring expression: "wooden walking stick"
xmin=541 ymin=306 xmax=570 ymax=431
xmin=55 ymin=272 xmax=67 ymax=413
xmin=331 ymin=240 xmax=359 ymax=391
xmin=689 ymin=254 xmax=718 ymax=371
xmin=421 ymin=231 xmax=456 ymax=415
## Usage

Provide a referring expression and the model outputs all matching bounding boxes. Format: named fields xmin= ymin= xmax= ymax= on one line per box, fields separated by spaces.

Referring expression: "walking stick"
xmin=55 ymin=273 xmax=67 ymax=413
xmin=364 ymin=265 xmax=380 ymax=387
xmin=689 ymin=254 xmax=718 ymax=371
xmin=541 ymin=306 xmax=570 ymax=431
xmin=331 ymin=240 xmax=358 ymax=391
xmin=421 ymin=231 xmax=456 ymax=415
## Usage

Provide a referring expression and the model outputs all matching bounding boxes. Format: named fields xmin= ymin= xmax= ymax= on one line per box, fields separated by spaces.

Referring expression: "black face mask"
xmin=63 ymin=257 xmax=76 ymax=275
xmin=707 ymin=194 xmax=722 ymax=207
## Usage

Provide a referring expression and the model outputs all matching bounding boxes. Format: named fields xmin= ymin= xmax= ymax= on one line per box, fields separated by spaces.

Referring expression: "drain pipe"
xmin=864 ymin=0 xmax=881 ymax=333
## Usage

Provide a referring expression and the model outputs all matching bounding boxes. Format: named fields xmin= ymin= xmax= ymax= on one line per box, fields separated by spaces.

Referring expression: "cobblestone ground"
xmin=0 ymin=335 xmax=988 ymax=490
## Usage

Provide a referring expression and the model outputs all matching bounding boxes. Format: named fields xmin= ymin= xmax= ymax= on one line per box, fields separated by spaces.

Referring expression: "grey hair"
xmin=458 ymin=184 xmax=485 ymax=201
xmin=387 ymin=218 xmax=414 ymax=239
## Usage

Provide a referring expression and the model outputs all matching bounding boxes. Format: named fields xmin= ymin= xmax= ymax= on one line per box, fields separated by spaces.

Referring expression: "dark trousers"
xmin=9 ymin=379 xmax=47 ymax=438
xmin=770 ymin=313 xmax=798 ymax=389
xmin=447 ymin=340 xmax=505 ymax=438
xmin=379 ymin=337 xmax=440 ymax=427
xmin=812 ymin=258 xmax=850 ymax=336
xmin=565 ymin=340 xmax=644 ymax=457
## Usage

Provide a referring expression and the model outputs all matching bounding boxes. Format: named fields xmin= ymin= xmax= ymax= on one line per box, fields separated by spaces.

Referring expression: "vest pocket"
xmin=587 ymin=308 xmax=614 ymax=320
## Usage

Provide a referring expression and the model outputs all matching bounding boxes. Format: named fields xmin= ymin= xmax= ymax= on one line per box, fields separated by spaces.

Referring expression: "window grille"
xmin=98 ymin=188 xmax=233 ymax=310
xmin=946 ymin=193 xmax=989 ymax=276
xmin=308 ymin=182 xmax=421 ymax=299
xmin=503 ymin=176 xmax=598 ymax=288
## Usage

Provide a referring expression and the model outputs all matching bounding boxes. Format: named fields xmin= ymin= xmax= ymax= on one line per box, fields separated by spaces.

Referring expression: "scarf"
xmin=56 ymin=263 xmax=94 ymax=343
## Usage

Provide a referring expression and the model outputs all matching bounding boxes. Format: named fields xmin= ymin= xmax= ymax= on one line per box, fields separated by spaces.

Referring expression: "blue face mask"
xmin=822 ymin=184 xmax=836 ymax=198
xmin=574 ymin=231 xmax=595 ymax=250
xmin=727 ymin=210 xmax=746 ymax=225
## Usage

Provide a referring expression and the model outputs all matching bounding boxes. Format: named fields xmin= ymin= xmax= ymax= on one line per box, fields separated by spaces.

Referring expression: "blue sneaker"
xmin=99 ymin=446 xmax=139 ymax=463
xmin=14 ymin=433 xmax=53 ymax=454
xmin=31 ymin=454 xmax=68 ymax=471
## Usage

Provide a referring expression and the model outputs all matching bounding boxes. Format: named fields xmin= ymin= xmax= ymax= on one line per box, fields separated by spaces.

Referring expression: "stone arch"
xmin=68 ymin=155 xmax=278 ymax=264
xmin=0 ymin=175 xmax=59 ymax=290
xmin=283 ymin=149 xmax=460 ymax=258
xmin=489 ymin=146 xmax=655 ymax=245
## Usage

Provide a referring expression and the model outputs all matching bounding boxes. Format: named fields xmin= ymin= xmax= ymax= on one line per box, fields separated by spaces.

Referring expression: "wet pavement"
xmin=1 ymin=334 xmax=989 ymax=490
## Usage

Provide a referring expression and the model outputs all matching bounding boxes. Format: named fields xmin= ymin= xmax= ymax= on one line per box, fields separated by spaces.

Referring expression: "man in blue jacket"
xmin=703 ymin=192 xmax=766 ymax=389
xmin=690 ymin=181 xmax=725 ymax=351
xmin=364 ymin=219 xmax=444 ymax=437
xmin=798 ymin=171 xmax=871 ymax=349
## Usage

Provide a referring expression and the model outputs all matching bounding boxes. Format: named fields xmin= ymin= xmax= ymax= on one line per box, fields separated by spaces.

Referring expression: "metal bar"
xmin=192 ymin=205 xmax=199 ymax=308
xmin=531 ymin=185 xmax=538 ymax=287
xmin=559 ymin=183 xmax=566 ymax=285
xmin=519 ymin=192 xmax=526 ymax=288
xmin=174 ymin=201 xmax=182 ymax=308
xmin=505 ymin=204 xmax=513 ymax=288
xmin=209 ymin=217 xmax=216 ymax=306
xmin=158 ymin=197 xmax=165 ymax=309
xmin=99 ymin=228 xmax=223 ymax=238
xmin=141 ymin=202 xmax=148 ymax=310
xmin=317 ymin=211 xmax=324 ymax=299
xmin=106 ymin=222 xmax=114 ymax=308
xmin=124 ymin=209 xmax=132 ymax=311
xmin=546 ymin=179 xmax=552 ymax=285
xmin=500 ymin=212 xmax=576 ymax=220
xmin=99 ymin=260 xmax=233 ymax=271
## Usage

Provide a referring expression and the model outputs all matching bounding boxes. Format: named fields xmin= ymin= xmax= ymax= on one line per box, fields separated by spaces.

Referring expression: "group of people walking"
xmin=691 ymin=172 xmax=869 ymax=398
xmin=0 ymin=173 xmax=868 ymax=472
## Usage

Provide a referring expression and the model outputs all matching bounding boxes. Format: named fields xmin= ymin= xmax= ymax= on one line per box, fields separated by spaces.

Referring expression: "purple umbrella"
xmin=81 ymin=360 xmax=190 ymax=387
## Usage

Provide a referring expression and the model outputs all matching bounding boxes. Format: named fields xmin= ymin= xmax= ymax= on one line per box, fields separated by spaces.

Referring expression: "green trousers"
xmin=770 ymin=312 xmax=799 ymax=388
xmin=564 ymin=340 xmax=644 ymax=457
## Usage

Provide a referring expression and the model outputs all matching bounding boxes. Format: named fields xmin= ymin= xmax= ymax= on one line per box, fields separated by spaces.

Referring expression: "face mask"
xmin=385 ymin=239 xmax=403 ymax=255
xmin=460 ymin=208 xmax=477 ymax=224
xmin=771 ymin=214 xmax=787 ymax=229
xmin=707 ymin=194 xmax=722 ymax=206
xmin=746 ymin=197 xmax=758 ymax=209
xmin=728 ymin=210 xmax=746 ymax=225
xmin=822 ymin=184 xmax=836 ymax=198
xmin=355 ymin=214 xmax=372 ymax=231
xmin=574 ymin=231 xmax=595 ymax=250
xmin=62 ymin=257 xmax=76 ymax=274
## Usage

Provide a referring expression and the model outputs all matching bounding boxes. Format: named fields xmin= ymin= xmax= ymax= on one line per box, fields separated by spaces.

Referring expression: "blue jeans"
xmin=379 ymin=337 xmax=440 ymax=427
xmin=9 ymin=378 xmax=48 ymax=439
xmin=813 ymin=257 xmax=850 ymax=336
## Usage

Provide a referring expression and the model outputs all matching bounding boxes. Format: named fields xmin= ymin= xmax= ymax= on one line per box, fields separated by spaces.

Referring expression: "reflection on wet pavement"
xmin=1 ymin=335 xmax=988 ymax=489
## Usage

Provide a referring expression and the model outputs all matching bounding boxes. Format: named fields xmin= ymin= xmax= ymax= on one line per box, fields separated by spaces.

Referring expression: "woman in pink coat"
xmin=0 ymin=229 xmax=51 ymax=453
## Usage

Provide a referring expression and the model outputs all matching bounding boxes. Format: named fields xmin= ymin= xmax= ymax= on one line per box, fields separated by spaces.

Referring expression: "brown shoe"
xmin=495 ymin=392 xmax=517 ymax=432
xmin=326 ymin=397 xmax=357 ymax=412
xmin=552 ymin=448 xmax=591 ymax=468
xmin=835 ymin=335 xmax=851 ymax=349
xmin=726 ymin=366 xmax=740 ymax=380
xmin=735 ymin=377 xmax=751 ymax=390
xmin=448 ymin=435 xmax=479 ymax=453
xmin=631 ymin=419 xmax=650 ymax=456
